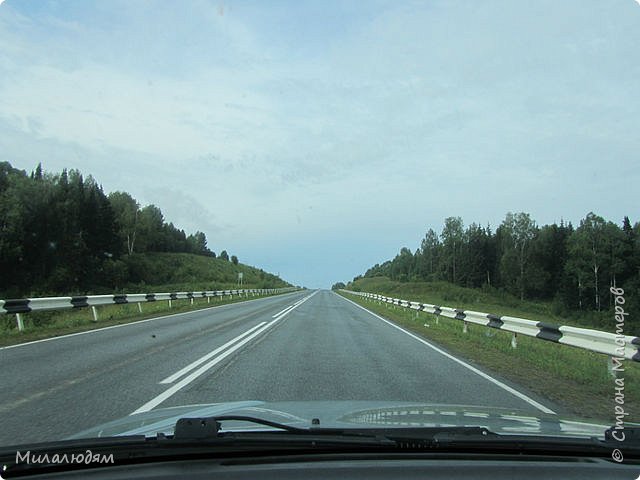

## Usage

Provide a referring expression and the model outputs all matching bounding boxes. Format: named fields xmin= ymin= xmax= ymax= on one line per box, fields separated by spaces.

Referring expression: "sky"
xmin=0 ymin=0 xmax=638 ymax=289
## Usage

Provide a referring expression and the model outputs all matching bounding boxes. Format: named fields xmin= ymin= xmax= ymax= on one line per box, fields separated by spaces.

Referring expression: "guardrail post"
xmin=168 ymin=299 xmax=172 ymax=308
xmin=16 ymin=313 xmax=24 ymax=332
xmin=511 ymin=332 xmax=517 ymax=349
xmin=207 ymin=296 xmax=210 ymax=303
xmin=138 ymin=303 xmax=143 ymax=313
xmin=91 ymin=306 xmax=99 ymax=322
xmin=463 ymin=321 xmax=468 ymax=334
xmin=190 ymin=297 xmax=194 ymax=305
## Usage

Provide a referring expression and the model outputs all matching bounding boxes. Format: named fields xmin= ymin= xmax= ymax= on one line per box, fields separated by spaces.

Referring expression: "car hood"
xmin=68 ymin=401 xmax=610 ymax=440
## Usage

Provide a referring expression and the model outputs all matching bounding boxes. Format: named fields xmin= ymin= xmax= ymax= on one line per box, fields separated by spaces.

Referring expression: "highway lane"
xmin=0 ymin=290 xmax=309 ymax=445
xmin=0 ymin=289 xmax=559 ymax=446
xmin=159 ymin=290 xmax=557 ymax=413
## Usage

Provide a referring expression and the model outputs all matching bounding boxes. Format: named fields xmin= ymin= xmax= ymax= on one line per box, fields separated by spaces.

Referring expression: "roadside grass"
xmin=340 ymin=291 xmax=639 ymax=424
xmin=0 ymin=291 xmax=288 ymax=347
xmin=116 ymin=252 xmax=289 ymax=294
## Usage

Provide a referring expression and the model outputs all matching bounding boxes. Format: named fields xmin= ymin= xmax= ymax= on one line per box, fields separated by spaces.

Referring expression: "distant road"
xmin=0 ymin=290 xmax=558 ymax=445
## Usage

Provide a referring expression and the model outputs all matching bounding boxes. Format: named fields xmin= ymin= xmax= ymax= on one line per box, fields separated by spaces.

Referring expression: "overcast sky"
xmin=0 ymin=0 xmax=638 ymax=288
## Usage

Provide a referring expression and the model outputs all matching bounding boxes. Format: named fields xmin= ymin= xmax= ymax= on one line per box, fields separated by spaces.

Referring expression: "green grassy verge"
xmin=340 ymin=290 xmax=639 ymax=424
xmin=0 ymin=291 xmax=290 ymax=347
xmin=116 ymin=252 xmax=290 ymax=294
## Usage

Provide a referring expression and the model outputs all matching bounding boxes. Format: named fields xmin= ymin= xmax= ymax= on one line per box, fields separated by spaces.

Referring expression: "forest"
xmin=354 ymin=212 xmax=640 ymax=316
xmin=0 ymin=162 xmax=243 ymax=297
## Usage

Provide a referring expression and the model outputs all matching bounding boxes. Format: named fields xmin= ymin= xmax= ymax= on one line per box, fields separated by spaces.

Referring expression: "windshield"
xmin=0 ymin=0 xmax=638 ymax=468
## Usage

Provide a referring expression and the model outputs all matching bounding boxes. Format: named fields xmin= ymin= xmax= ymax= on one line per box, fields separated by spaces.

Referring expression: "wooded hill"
xmin=0 ymin=162 xmax=287 ymax=297
xmin=346 ymin=212 xmax=640 ymax=318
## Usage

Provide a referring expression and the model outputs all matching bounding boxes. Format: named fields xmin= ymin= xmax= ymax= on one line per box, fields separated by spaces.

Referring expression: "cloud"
xmin=1 ymin=0 xmax=639 ymax=287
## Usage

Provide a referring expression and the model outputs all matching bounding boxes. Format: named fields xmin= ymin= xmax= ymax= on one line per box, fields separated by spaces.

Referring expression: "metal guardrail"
xmin=1 ymin=287 xmax=297 ymax=331
xmin=342 ymin=290 xmax=640 ymax=363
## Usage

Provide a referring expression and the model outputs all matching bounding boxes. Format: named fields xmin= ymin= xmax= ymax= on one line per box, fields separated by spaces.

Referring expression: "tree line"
xmin=358 ymin=212 xmax=640 ymax=314
xmin=0 ymin=162 xmax=239 ymax=297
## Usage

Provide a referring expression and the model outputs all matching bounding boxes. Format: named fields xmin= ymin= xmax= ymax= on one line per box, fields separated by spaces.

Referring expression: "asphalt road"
xmin=0 ymin=290 xmax=559 ymax=446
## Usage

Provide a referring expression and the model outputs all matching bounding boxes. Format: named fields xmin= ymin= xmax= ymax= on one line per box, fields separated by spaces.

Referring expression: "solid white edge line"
xmin=0 ymin=291 xmax=304 ymax=351
xmin=335 ymin=292 xmax=556 ymax=415
xmin=131 ymin=321 xmax=277 ymax=414
xmin=159 ymin=322 xmax=267 ymax=384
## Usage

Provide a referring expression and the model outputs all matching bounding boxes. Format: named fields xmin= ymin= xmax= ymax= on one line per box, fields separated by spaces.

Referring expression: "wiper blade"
xmin=173 ymin=415 xmax=396 ymax=446
xmin=173 ymin=416 xmax=494 ymax=441
xmin=174 ymin=415 xmax=309 ymax=438
xmin=170 ymin=419 xmax=640 ymax=459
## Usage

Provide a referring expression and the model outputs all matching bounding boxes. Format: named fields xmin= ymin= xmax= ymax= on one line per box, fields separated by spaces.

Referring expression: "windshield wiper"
xmin=172 ymin=415 xmax=495 ymax=443
xmin=174 ymin=416 xmax=627 ymax=454
xmin=174 ymin=415 xmax=309 ymax=438
xmin=175 ymin=416 xmax=640 ymax=459
xmin=172 ymin=415 xmax=398 ymax=446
